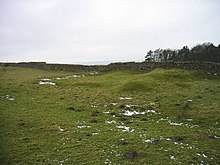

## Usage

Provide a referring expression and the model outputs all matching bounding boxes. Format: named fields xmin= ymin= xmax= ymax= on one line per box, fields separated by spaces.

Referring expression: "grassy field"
xmin=0 ymin=67 xmax=220 ymax=164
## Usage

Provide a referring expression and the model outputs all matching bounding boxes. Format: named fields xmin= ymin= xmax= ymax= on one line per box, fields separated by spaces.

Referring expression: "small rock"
xmin=90 ymin=119 xmax=98 ymax=123
xmin=119 ymin=140 xmax=129 ymax=145
xmin=124 ymin=151 xmax=138 ymax=159
xmin=91 ymin=111 xmax=100 ymax=116
xmin=67 ymin=106 xmax=75 ymax=110
xmin=170 ymin=136 xmax=184 ymax=142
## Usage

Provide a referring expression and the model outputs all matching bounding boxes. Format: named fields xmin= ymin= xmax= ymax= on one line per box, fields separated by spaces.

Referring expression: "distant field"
xmin=0 ymin=67 xmax=219 ymax=164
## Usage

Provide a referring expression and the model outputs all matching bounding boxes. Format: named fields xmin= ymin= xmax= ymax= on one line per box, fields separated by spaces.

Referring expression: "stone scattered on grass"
xmin=17 ymin=122 xmax=25 ymax=126
xmin=67 ymin=106 xmax=75 ymax=110
xmin=170 ymin=136 xmax=184 ymax=142
xmin=67 ymin=106 xmax=82 ymax=112
xmin=119 ymin=139 xmax=129 ymax=145
xmin=90 ymin=119 xmax=98 ymax=123
xmin=91 ymin=111 xmax=100 ymax=116
xmin=124 ymin=151 xmax=138 ymax=159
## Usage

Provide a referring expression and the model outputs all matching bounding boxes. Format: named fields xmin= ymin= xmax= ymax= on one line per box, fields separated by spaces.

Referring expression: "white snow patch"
xmin=106 ymin=120 xmax=117 ymax=124
xmin=157 ymin=117 xmax=169 ymax=123
xmin=90 ymin=72 xmax=99 ymax=75
xmin=122 ymin=109 xmax=160 ymax=116
xmin=116 ymin=126 xmax=134 ymax=132
xmin=1 ymin=95 xmax=15 ymax=101
xmin=202 ymin=154 xmax=208 ymax=158
xmin=38 ymin=81 xmax=56 ymax=85
xmin=125 ymin=104 xmax=138 ymax=108
xmin=77 ymin=126 xmax=91 ymax=128
xmin=170 ymin=155 xmax=176 ymax=160
xmin=143 ymin=139 xmax=153 ymax=143
xmin=64 ymin=75 xmax=81 ymax=79
xmin=150 ymin=102 xmax=155 ymax=105
xmin=40 ymin=78 xmax=51 ymax=81
xmin=168 ymin=120 xmax=183 ymax=126
xmin=122 ymin=110 xmax=145 ymax=116
xmin=58 ymin=126 xmax=64 ymax=132
xmin=119 ymin=97 xmax=133 ymax=100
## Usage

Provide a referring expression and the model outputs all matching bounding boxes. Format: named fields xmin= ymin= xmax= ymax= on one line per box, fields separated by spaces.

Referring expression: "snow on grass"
xmin=170 ymin=155 xmax=176 ymax=160
xmin=58 ymin=126 xmax=64 ymax=132
xmin=105 ymin=120 xmax=117 ymax=124
xmin=122 ymin=110 xmax=145 ymax=116
xmin=119 ymin=97 xmax=133 ymax=100
xmin=168 ymin=120 xmax=183 ymax=126
xmin=0 ymin=95 xmax=15 ymax=101
xmin=116 ymin=126 xmax=134 ymax=132
xmin=77 ymin=125 xmax=91 ymax=129
xmin=122 ymin=109 xmax=160 ymax=116
xmin=38 ymin=81 xmax=56 ymax=85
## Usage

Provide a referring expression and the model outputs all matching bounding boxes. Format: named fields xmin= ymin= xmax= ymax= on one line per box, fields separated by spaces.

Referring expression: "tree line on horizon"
xmin=145 ymin=42 xmax=220 ymax=63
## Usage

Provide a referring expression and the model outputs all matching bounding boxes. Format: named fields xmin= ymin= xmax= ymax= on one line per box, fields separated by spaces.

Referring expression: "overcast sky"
xmin=0 ymin=0 xmax=219 ymax=64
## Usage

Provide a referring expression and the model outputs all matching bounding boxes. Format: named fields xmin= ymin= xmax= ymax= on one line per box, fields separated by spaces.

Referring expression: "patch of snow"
xmin=122 ymin=110 xmax=145 ymax=116
xmin=77 ymin=125 xmax=91 ymax=128
xmin=119 ymin=97 xmax=133 ymax=100
xmin=105 ymin=159 xmax=111 ymax=164
xmin=170 ymin=155 xmax=176 ymax=160
xmin=58 ymin=126 xmax=64 ymax=132
xmin=202 ymin=154 xmax=208 ymax=158
xmin=122 ymin=109 xmax=160 ymax=116
xmin=64 ymin=75 xmax=81 ymax=79
xmin=116 ymin=126 xmax=134 ymax=132
xmin=110 ymin=103 xmax=117 ymax=106
xmin=125 ymin=104 xmax=138 ymax=108
xmin=41 ymin=78 xmax=51 ymax=81
xmin=38 ymin=81 xmax=56 ymax=85
xmin=168 ymin=120 xmax=183 ymax=126
xmin=92 ymin=133 xmax=99 ymax=135
xmin=186 ymin=119 xmax=193 ymax=121
xmin=1 ymin=95 xmax=15 ymax=101
xmin=143 ymin=139 xmax=152 ymax=143
xmin=106 ymin=120 xmax=117 ymax=124
xmin=8 ymin=97 xmax=15 ymax=101
xmin=90 ymin=72 xmax=99 ymax=75
xmin=157 ymin=117 xmax=169 ymax=123
xmin=103 ymin=111 xmax=110 ymax=114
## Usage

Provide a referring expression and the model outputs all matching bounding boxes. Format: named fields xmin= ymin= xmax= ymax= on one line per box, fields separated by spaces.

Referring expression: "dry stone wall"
xmin=0 ymin=61 xmax=220 ymax=76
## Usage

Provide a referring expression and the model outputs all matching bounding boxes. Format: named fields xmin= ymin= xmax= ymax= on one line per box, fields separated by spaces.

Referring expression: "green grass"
xmin=0 ymin=67 xmax=220 ymax=164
